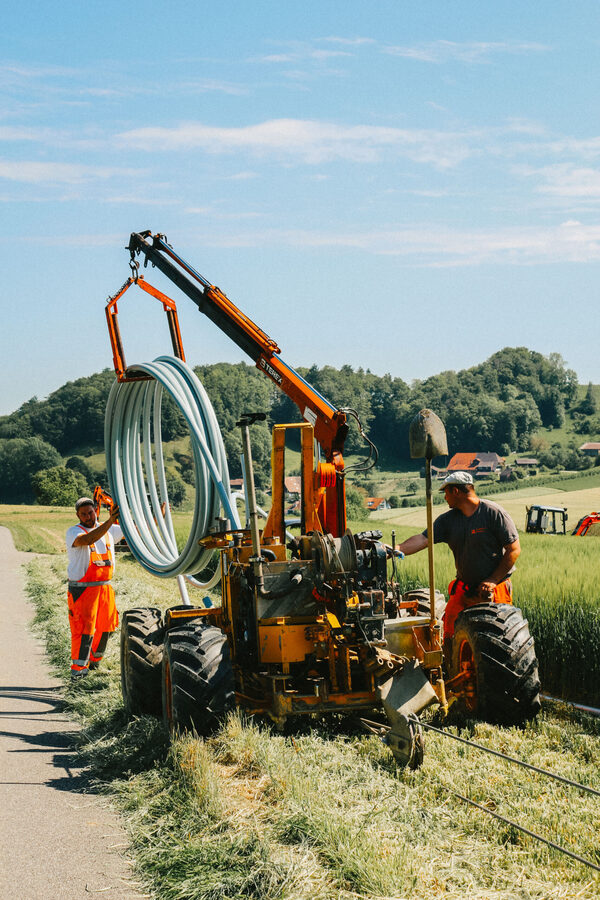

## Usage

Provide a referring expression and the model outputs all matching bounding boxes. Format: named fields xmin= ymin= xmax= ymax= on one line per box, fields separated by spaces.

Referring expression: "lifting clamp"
xmin=105 ymin=274 xmax=186 ymax=382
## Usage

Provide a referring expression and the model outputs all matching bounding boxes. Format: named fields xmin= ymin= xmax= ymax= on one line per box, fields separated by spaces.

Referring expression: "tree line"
xmin=0 ymin=347 xmax=597 ymax=505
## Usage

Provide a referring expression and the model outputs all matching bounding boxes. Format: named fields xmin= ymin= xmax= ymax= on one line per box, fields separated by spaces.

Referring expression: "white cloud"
xmin=384 ymin=40 xmax=550 ymax=64
xmin=320 ymin=36 xmax=376 ymax=47
xmin=117 ymin=118 xmax=472 ymax=168
xmin=226 ymin=171 xmax=259 ymax=180
xmin=0 ymin=159 xmax=143 ymax=184
xmin=192 ymin=221 xmax=600 ymax=265
xmin=521 ymin=164 xmax=600 ymax=198
xmin=0 ymin=126 xmax=63 ymax=143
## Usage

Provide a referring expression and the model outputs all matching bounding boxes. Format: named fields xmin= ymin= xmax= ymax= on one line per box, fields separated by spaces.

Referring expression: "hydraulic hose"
xmin=105 ymin=356 xmax=240 ymax=589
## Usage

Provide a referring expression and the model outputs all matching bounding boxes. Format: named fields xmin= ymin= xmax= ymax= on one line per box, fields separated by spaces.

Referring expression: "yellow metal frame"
xmin=263 ymin=423 xmax=320 ymax=542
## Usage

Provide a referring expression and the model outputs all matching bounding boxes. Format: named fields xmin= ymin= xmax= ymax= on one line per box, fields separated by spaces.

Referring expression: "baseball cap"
xmin=75 ymin=497 xmax=95 ymax=511
xmin=439 ymin=472 xmax=474 ymax=491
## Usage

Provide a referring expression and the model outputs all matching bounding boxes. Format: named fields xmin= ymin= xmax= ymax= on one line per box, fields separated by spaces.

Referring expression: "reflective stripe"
xmin=68 ymin=580 xmax=113 ymax=588
xmin=72 ymin=658 xmax=91 ymax=667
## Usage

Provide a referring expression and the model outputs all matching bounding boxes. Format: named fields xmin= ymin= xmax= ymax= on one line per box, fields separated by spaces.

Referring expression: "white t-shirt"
xmin=66 ymin=523 xmax=124 ymax=582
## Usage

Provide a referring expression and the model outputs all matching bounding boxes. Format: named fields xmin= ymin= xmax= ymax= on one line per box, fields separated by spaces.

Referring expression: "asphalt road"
xmin=0 ymin=527 xmax=148 ymax=900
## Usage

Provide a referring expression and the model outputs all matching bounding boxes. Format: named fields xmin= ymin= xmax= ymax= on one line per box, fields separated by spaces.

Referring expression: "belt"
xmin=451 ymin=577 xmax=508 ymax=596
xmin=68 ymin=580 xmax=113 ymax=588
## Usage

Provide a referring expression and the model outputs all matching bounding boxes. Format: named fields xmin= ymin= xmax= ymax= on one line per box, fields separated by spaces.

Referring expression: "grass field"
xmin=2 ymin=494 xmax=600 ymax=896
xmin=15 ymin=548 xmax=600 ymax=899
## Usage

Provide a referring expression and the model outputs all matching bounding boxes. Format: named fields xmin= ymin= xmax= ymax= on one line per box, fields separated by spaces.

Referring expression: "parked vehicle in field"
xmin=525 ymin=504 xmax=568 ymax=535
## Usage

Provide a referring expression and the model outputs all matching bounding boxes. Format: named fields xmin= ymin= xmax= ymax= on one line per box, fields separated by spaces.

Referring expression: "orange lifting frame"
xmin=105 ymin=275 xmax=186 ymax=381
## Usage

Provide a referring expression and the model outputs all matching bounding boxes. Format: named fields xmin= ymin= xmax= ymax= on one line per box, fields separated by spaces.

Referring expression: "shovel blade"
xmin=409 ymin=408 xmax=448 ymax=460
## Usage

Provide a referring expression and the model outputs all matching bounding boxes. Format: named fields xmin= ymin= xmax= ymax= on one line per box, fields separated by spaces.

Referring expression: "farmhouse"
xmin=284 ymin=476 xmax=302 ymax=498
xmin=447 ymin=451 xmax=504 ymax=478
xmin=579 ymin=442 xmax=600 ymax=457
xmin=366 ymin=497 xmax=390 ymax=511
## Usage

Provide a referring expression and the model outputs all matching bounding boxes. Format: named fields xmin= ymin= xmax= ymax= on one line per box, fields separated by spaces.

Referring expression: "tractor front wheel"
xmin=450 ymin=604 xmax=541 ymax=724
xmin=401 ymin=588 xmax=447 ymax=623
xmin=120 ymin=607 xmax=164 ymax=716
xmin=162 ymin=623 xmax=235 ymax=734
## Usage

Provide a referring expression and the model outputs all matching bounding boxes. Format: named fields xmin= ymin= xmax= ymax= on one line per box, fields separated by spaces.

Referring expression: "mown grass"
xmin=15 ymin=539 xmax=600 ymax=899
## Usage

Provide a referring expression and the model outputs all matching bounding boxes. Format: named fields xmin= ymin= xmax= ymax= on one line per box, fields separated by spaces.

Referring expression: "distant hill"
xmin=0 ymin=348 xmax=598 ymax=504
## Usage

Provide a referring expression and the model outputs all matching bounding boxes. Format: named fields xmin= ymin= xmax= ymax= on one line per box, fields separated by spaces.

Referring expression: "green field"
xmin=2 ymin=495 xmax=600 ymax=897
xmin=11 ymin=541 xmax=600 ymax=899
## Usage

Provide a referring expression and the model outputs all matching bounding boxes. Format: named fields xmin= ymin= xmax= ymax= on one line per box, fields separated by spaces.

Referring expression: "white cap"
xmin=75 ymin=497 xmax=95 ymax=511
xmin=439 ymin=471 xmax=474 ymax=491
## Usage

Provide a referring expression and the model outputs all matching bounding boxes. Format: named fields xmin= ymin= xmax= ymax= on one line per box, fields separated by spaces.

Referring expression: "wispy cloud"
xmin=523 ymin=164 xmax=600 ymax=198
xmin=0 ymin=125 xmax=74 ymax=144
xmin=117 ymin=118 xmax=472 ymax=168
xmin=193 ymin=220 xmax=600 ymax=266
xmin=253 ymin=39 xmax=353 ymax=65
xmin=0 ymin=159 xmax=143 ymax=184
xmin=384 ymin=40 xmax=550 ymax=64
xmin=185 ymin=207 xmax=262 ymax=219
xmin=320 ymin=36 xmax=376 ymax=47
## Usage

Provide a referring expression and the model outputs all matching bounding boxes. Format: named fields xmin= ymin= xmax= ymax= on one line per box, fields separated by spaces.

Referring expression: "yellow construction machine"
xmin=107 ymin=232 xmax=540 ymax=768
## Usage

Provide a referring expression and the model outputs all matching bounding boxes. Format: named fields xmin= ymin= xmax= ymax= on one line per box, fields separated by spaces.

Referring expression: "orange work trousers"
xmin=444 ymin=579 xmax=513 ymax=638
xmin=67 ymin=542 xmax=118 ymax=671
xmin=68 ymin=583 xmax=119 ymax=670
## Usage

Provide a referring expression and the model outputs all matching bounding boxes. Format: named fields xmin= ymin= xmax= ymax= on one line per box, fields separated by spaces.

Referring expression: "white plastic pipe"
xmin=105 ymin=356 xmax=240 ymax=590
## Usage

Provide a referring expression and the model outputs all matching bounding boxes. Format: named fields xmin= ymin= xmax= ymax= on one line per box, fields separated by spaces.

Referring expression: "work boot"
xmin=88 ymin=660 xmax=100 ymax=670
xmin=70 ymin=668 xmax=89 ymax=682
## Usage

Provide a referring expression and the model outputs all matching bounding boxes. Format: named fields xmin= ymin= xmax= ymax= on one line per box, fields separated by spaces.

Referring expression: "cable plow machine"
xmin=104 ymin=231 xmax=455 ymax=768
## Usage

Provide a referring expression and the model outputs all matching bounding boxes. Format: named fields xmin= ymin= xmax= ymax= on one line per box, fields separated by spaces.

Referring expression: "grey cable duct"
xmin=105 ymin=356 xmax=240 ymax=589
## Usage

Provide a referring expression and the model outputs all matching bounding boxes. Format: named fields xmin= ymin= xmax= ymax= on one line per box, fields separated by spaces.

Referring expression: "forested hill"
xmin=0 ymin=347 xmax=598 ymax=503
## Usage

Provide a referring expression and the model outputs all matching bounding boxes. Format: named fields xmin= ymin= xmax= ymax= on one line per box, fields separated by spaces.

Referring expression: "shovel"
xmin=409 ymin=409 xmax=448 ymax=626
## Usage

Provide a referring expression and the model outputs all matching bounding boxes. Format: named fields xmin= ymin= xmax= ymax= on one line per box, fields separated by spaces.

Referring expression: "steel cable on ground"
xmin=421 ymin=722 xmax=600 ymax=871
xmin=105 ymin=356 xmax=240 ymax=589
xmin=360 ymin=715 xmax=600 ymax=874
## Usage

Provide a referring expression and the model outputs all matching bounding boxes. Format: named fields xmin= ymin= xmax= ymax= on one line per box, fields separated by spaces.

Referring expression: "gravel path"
xmin=0 ymin=526 xmax=148 ymax=900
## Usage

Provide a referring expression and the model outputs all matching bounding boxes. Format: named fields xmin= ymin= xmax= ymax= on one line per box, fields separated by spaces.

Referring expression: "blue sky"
xmin=1 ymin=1 xmax=599 ymax=416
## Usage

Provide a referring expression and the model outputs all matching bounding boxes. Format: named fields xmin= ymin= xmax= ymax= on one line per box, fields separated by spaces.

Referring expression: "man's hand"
xmin=477 ymin=581 xmax=496 ymax=602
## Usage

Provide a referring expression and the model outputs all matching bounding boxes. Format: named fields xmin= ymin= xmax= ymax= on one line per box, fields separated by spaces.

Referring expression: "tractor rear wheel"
xmin=450 ymin=604 xmax=541 ymax=724
xmin=162 ymin=623 xmax=235 ymax=734
xmin=120 ymin=607 xmax=164 ymax=716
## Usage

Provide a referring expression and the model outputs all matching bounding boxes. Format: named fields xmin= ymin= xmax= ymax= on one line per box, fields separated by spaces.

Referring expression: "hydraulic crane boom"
xmin=127 ymin=231 xmax=349 ymax=462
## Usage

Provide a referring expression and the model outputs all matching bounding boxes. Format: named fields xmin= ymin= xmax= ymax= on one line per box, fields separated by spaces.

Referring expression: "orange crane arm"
xmin=126 ymin=231 xmax=349 ymax=462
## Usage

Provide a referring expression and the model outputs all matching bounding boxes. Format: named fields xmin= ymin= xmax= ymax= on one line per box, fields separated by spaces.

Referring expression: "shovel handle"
xmin=425 ymin=459 xmax=436 ymax=624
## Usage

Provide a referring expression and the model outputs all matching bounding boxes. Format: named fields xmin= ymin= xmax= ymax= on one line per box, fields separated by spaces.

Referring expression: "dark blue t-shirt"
xmin=423 ymin=498 xmax=519 ymax=588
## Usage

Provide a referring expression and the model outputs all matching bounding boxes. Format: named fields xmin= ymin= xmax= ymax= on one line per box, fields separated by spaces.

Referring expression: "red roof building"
xmin=579 ymin=442 xmax=600 ymax=456
xmin=447 ymin=452 xmax=504 ymax=475
xmin=366 ymin=497 xmax=390 ymax=511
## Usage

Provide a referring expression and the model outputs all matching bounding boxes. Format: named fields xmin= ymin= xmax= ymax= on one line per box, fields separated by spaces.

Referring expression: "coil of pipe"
xmin=105 ymin=356 xmax=240 ymax=590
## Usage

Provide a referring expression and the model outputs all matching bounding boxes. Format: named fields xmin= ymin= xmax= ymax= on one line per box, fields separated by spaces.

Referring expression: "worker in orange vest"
xmin=66 ymin=497 xmax=122 ymax=680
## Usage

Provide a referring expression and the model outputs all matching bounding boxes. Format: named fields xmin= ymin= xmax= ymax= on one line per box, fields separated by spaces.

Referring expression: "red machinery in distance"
xmin=572 ymin=512 xmax=600 ymax=536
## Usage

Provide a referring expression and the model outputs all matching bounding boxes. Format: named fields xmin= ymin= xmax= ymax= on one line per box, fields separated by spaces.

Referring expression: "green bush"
xmin=31 ymin=466 xmax=89 ymax=506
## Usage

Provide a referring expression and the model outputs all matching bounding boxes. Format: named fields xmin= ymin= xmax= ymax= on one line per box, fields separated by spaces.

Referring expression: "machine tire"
xmin=401 ymin=588 xmax=447 ymax=623
xmin=121 ymin=607 xmax=165 ymax=716
xmin=450 ymin=604 xmax=541 ymax=724
xmin=162 ymin=622 xmax=235 ymax=735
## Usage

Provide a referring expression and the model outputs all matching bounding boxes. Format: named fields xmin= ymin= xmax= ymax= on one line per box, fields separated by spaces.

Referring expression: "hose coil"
xmin=105 ymin=356 xmax=240 ymax=587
